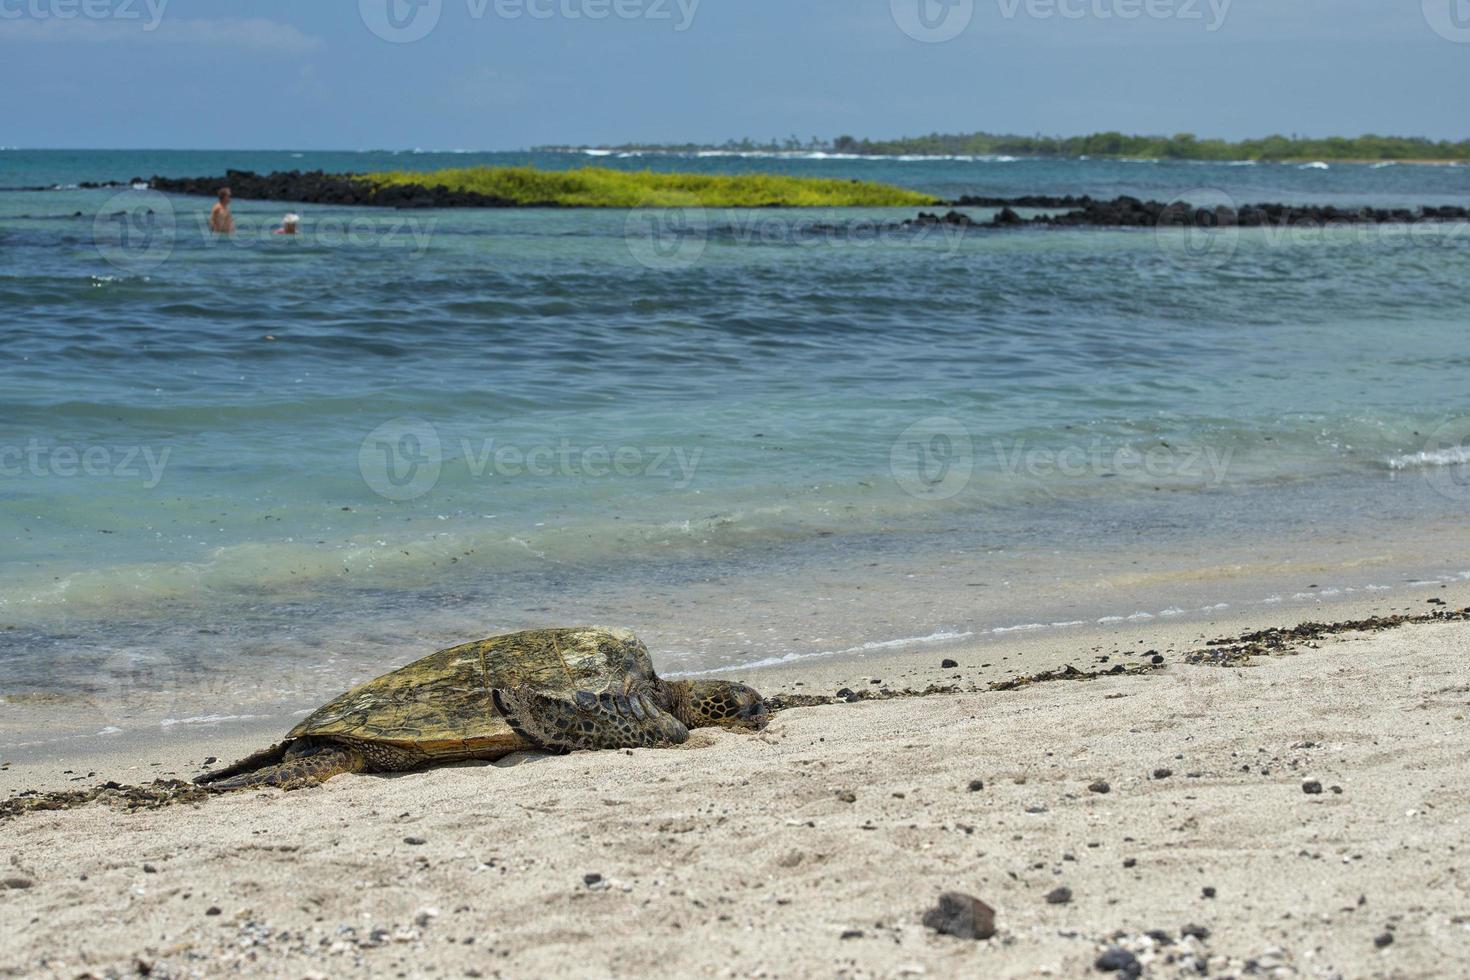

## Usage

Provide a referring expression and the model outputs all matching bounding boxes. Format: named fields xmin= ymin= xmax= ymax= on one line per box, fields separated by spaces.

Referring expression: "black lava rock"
xmin=1095 ymin=946 xmax=1142 ymax=976
xmin=922 ymin=891 xmax=997 ymax=940
xmin=1303 ymin=780 xmax=1324 ymax=795
xmin=1045 ymin=886 xmax=1073 ymax=905
xmin=968 ymin=779 xmax=985 ymax=792
xmin=1088 ymin=781 xmax=1111 ymax=794
xmin=941 ymin=659 xmax=959 ymax=669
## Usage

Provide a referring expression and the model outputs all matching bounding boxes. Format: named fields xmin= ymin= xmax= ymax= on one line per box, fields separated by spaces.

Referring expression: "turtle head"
xmin=665 ymin=680 xmax=770 ymax=731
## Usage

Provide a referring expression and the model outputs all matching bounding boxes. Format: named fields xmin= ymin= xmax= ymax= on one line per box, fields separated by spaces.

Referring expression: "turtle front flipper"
xmin=493 ymin=688 xmax=689 ymax=753
xmin=199 ymin=739 xmax=367 ymax=791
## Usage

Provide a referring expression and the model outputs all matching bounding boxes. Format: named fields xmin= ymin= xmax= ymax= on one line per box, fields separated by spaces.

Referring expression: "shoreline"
xmin=4 ymin=597 xmax=1468 ymax=976
xmin=6 ymin=518 xmax=1470 ymax=768
xmin=6 ymin=579 xmax=1468 ymax=790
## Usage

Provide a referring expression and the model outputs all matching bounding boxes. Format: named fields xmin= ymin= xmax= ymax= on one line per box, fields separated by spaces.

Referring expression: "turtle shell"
xmin=287 ymin=627 xmax=655 ymax=758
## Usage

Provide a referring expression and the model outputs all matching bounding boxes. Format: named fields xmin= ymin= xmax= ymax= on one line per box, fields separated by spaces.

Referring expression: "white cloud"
xmin=0 ymin=16 xmax=320 ymax=53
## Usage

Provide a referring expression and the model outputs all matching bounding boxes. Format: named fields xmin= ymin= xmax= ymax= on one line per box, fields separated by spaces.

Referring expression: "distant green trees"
xmin=544 ymin=132 xmax=1470 ymax=162
xmin=825 ymin=131 xmax=1470 ymax=161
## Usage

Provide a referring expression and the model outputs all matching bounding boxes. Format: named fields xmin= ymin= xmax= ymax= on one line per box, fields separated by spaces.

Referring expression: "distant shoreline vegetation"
xmin=365 ymin=166 xmax=938 ymax=207
xmin=537 ymin=132 xmax=1470 ymax=163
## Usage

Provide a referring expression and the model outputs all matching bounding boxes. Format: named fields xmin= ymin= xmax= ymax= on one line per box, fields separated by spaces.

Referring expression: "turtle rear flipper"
xmin=198 ymin=740 xmax=367 ymax=791
xmin=194 ymin=742 xmax=290 ymax=786
xmin=493 ymin=688 xmax=688 ymax=753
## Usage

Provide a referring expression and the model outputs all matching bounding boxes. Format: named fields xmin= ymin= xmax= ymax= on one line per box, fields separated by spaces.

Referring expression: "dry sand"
xmin=3 ymin=589 xmax=1470 ymax=979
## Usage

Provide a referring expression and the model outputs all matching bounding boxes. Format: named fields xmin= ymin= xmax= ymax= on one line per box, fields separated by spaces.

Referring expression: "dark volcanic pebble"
xmin=205 ymin=906 xmax=222 ymax=916
xmin=1122 ymin=858 xmax=1137 ymax=869
xmin=1303 ymin=780 xmax=1324 ymax=795
xmin=1 ymin=877 xmax=34 ymax=890
xmin=1150 ymin=654 xmax=1165 ymax=665
xmin=835 ymin=688 xmax=858 ymax=702
xmin=1153 ymin=768 xmax=1173 ymax=779
xmin=840 ymin=929 xmax=864 ymax=940
xmin=1095 ymin=946 xmax=1142 ymax=976
xmin=583 ymin=873 xmax=603 ymax=887
xmin=968 ymin=779 xmax=985 ymax=792
xmin=1088 ymin=781 xmax=1111 ymax=794
xmin=1181 ymin=923 xmax=1210 ymax=940
xmin=403 ymin=836 xmax=427 ymax=846
xmin=941 ymin=659 xmax=959 ymax=669
xmin=1045 ymin=886 xmax=1073 ymax=905
xmin=922 ymin=891 xmax=997 ymax=940
xmin=1202 ymin=886 xmax=1217 ymax=899
xmin=1374 ymin=932 xmax=1394 ymax=948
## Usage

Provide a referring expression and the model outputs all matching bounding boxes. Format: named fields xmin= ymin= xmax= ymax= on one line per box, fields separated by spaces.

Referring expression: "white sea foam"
xmin=670 ymin=629 xmax=975 ymax=675
xmin=1386 ymin=446 xmax=1470 ymax=470
xmin=159 ymin=713 xmax=270 ymax=728
xmin=1300 ymin=161 xmax=1330 ymax=170
xmin=991 ymin=622 xmax=1047 ymax=634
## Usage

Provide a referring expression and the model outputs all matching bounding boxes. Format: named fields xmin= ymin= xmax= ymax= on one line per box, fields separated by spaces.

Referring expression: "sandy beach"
xmin=4 ymin=586 xmax=1468 ymax=979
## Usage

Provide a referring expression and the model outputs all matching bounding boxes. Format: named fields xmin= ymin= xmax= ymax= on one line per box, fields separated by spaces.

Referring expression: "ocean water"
xmin=3 ymin=149 xmax=1470 ymax=750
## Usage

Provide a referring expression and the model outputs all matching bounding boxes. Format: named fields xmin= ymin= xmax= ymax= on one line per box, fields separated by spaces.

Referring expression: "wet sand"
xmin=3 ymin=586 xmax=1469 ymax=978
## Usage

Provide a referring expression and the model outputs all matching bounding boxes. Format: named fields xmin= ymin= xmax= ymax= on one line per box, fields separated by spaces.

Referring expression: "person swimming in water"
xmin=209 ymin=187 xmax=235 ymax=235
xmin=275 ymin=213 xmax=300 ymax=236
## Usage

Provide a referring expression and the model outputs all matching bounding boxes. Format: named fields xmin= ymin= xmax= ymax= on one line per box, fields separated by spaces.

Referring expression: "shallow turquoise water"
xmin=3 ymin=150 xmax=1470 ymax=714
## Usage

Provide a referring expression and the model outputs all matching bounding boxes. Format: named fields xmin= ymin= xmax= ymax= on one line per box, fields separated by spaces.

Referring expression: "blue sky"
xmin=2 ymin=0 xmax=1467 ymax=149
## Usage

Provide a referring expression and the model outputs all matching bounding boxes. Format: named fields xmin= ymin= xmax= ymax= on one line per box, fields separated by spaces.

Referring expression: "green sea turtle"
xmin=195 ymin=627 xmax=767 ymax=791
